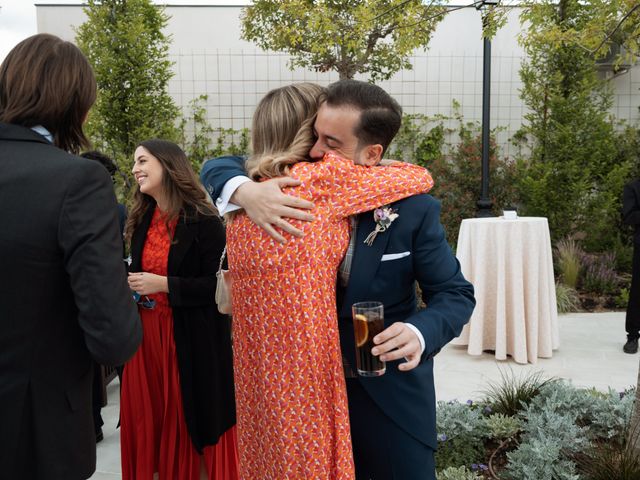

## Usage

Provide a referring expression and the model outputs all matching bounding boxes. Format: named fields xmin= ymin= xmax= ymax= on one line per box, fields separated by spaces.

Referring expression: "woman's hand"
xmin=233 ymin=178 xmax=315 ymax=244
xmin=128 ymin=272 xmax=169 ymax=295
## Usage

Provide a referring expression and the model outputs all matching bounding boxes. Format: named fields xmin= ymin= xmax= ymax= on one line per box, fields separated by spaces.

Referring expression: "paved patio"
xmin=90 ymin=311 xmax=639 ymax=479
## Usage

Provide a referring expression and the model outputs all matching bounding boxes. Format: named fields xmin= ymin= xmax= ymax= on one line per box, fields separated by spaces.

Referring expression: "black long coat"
xmin=0 ymin=123 xmax=142 ymax=479
xmin=623 ymin=180 xmax=640 ymax=244
xmin=128 ymin=204 xmax=236 ymax=452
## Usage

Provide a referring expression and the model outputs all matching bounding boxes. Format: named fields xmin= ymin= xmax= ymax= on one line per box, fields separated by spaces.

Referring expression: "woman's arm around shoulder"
xmin=301 ymin=152 xmax=434 ymax=220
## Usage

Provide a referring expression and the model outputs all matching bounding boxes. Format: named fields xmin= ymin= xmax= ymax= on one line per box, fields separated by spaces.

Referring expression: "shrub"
xmin=433 ymin=379 xmax=635 ymax=476
xmin=388 ymin=107 xmax=521 ymax=245
xmin=582 ymin=125 xmax=639 ymax=253
xmin=612 ymin=236 xmax=634 ymax=275
xmin=482 ymin=369 xmax=553 ymax=417
xmin=178 ymin=95 xmax=249 ymax=173
xmin=485 ymin=413 xmax=521 ymax=440
xmin=437 ymin=466 xmax=483 ymax=480
xmin=582 ymin=388 xmax=635 ymax=441
xmin=435 ymin=400 xmax=488 ymax=471
xmin=503 ymin=381 xmax=635 ymax=479
xmin=577 ymin=395 xmax=640 ymax=480
xmin=389 ymin=113 xmax=445 ymax=167
xmin=505 ymin=383 xmax=590 ymax=479
xmin=616 ymin=287 xmax=630 ymax=309
xmin=582 ymin=252 xmax=619 ymax=294
xmin=77 ymin=0 xmax=181 ymax=163
xmin=504 ymin=433 xmax=582 ymax=480
xmin=436 ymin=437 xmax=487 ymax=475
xmin=436 ymin=400 xmax=488 ymax=441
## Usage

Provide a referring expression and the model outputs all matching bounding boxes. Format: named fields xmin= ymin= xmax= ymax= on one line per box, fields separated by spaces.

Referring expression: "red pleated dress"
xmin=120 ymin=208 xmax=238 ymax=480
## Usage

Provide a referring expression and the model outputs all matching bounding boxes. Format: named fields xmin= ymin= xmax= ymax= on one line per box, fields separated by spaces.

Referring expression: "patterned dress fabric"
xmin=120 ymin=208 xmax=239 ymax=480
xmin=226 ymin=153 xmax=434 ymax=480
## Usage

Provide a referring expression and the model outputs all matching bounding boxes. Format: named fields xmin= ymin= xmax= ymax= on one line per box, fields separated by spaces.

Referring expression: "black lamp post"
xmin=475 ymin=0 xmax=497 ymax=218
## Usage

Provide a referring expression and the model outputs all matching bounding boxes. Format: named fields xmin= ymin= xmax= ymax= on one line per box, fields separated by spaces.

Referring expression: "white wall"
xmin=36 ymin=3 xmax=256 ymax=50
xmin=36 ymin=4 xmax=86 ymax=40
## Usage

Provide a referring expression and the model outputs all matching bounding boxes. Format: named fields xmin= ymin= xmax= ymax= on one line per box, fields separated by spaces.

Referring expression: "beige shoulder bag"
xmin=215 ymin=246 xmax=233 ymax=315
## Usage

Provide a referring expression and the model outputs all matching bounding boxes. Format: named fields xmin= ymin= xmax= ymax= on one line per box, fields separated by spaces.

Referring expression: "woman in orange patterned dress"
xmin=225 ymin=84 xmax=434 ymax=479
xmin=121 ymin=140 xmax=238 ymax=479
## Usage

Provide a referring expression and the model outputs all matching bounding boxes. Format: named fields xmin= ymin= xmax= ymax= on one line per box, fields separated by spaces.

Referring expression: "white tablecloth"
xmin=451 ymin=217 xmax=560 ymax=364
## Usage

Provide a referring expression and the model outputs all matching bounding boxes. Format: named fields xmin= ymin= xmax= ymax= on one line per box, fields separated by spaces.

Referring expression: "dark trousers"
xmin=626 ymin=243 xmax=640 ymax=339
xmin=346 ymin=378 xmax=436 ymax=480
xmin=91 ymin=361 xmax=104 ymax=435
xmin=14 ymin=399 xmax=36 ymax=478
xmin=91 ymin=362 xmax=123 ymax=435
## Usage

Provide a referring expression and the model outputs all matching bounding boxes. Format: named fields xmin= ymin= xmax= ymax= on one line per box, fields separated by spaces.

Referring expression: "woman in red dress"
xmin=121 ymin=139 xmax=238 ymax=480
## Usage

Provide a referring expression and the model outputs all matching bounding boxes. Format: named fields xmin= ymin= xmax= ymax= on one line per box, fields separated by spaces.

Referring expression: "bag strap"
xmin=217 ymin=246 xmax=227 ymax=274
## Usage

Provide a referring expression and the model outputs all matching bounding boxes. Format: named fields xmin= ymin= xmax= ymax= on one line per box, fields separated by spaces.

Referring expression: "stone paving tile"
xmin=434 ymin=311 xmax=638 ymax=401
xmin=92 ymin=383 xmax=123 ymax=478
xmin=88 ymin=473 xmax=120 ymax=480
xmin=90 ymin=312 xmax=639 ymax=478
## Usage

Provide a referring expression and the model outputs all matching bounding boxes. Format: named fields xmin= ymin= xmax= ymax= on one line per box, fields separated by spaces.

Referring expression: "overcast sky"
xmin=0 ymin=0 xmax=38 ymax=62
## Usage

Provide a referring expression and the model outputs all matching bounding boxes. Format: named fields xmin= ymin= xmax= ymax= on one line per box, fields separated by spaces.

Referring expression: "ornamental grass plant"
xmin=556 ymin=281 xmax=581 ymax=314
xmin=555 ymin=238 xmax=583 ymax=289
xmin=576 ymin=432 xmax=640 ymax=480
xmin=481 ymin=368 xmax=554 ymax=417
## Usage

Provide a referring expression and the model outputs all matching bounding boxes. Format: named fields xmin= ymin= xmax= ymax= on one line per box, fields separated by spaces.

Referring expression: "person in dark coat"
xmin=120 ymin=139 xmax=237 ymax=479
xmin=622 ymin=179 xmax=640 ymax=353
xmin=81 ymin=150 xmax=127 ymax=236
xmin=0 ymin=34 xmax=142 ymax=479
xmin=80 ymin=150 xmax=128 ymax=442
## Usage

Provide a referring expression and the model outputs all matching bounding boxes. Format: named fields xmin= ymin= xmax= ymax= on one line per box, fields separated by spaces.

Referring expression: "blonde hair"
xmin=246 ymin=83 xmax=325 ymax=180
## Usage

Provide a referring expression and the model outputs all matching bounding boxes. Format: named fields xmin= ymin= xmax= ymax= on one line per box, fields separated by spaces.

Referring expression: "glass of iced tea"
xmin=352 ymin=301 xmax=386 ymax=377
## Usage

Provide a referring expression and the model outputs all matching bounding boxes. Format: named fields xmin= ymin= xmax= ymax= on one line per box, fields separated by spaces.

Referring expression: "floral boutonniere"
xmin=364 ymin=206 xmax=399 ymax=246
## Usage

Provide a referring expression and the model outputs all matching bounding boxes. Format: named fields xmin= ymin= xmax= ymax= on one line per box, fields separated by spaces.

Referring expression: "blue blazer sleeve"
xmin=200 ymin=155 xmax=247 ymax=200
xmin=405 ymin=199 xmax=476 ymax=361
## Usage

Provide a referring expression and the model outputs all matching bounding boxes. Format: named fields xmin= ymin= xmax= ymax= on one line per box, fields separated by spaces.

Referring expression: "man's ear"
xmin=361 ymin=144 xmax=384 ymax=167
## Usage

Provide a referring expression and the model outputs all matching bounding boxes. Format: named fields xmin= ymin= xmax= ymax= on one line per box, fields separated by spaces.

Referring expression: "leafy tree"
xmin=241 ymin=0 xmax=447 ymax=81
xmin=519 ymin=0 xmax=640 ymax=65
xmin=514 ymin=0 xmax=638 ymax=249
xmin=76 ymin=0 xmax=180 ymax=164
